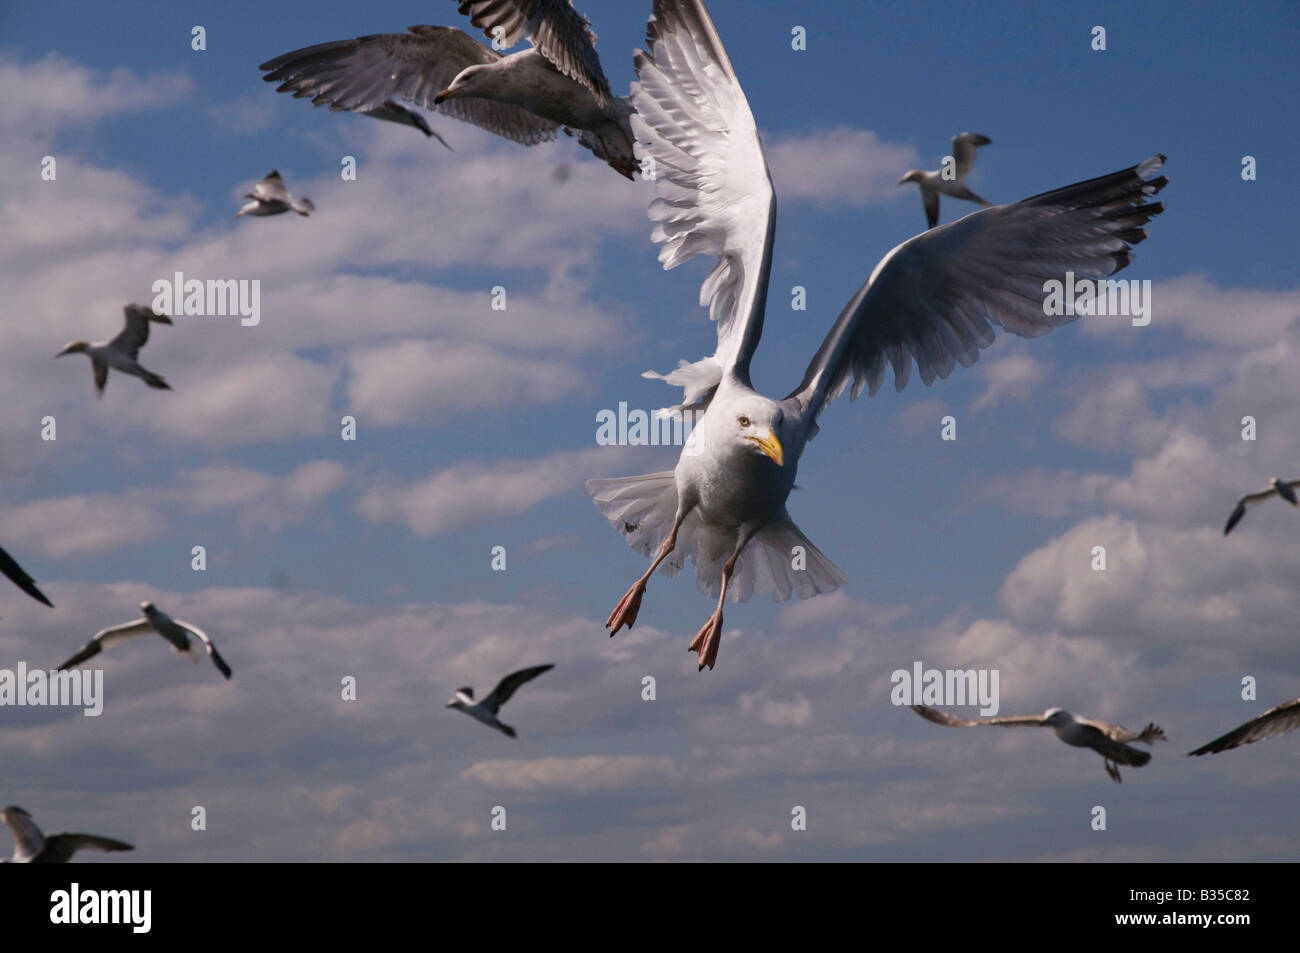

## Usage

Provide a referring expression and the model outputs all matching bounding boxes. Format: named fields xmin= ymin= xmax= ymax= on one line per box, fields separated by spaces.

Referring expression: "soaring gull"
xmin=446 ymin=663 xmax=554 ymax=737
xmin=236 ymin=169 xmax=315 ymax=217
xmin=912 ymin=705 xmax=1167 ymax=783
xmin=587 ymin=0 xmax=1168 ymax=670
xmin=2 ymin=806 xmax=133 ymax=863
xmin=56 ymin=303 xmax=172 ymax=398
xmin=259 ymin=1 xmax=636 ymax=178
xmin=899 ymin=132 xmax=994 ymax=229
xmin=1223 ymin=477 xmax=1300 ymax=535
xmin=57 ymin=601 xmax=232 ymax=680
xmin=1189 ymin=697 xmax=1300 ymax=756
xmin=0 ymin=544 xmax=53 ymax=608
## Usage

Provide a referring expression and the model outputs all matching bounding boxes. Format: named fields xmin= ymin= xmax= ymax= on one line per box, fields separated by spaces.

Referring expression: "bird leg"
xmin=689 ymin=551 xmax=737 ymax=672
xmin=1104 ymin=759 xmax=1122 ymax=783
xmin=606 ymin=524 xmax=679 ymax=636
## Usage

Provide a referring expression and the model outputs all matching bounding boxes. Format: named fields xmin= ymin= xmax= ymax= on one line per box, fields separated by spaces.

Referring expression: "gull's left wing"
xmin=2 ymin=806 xmax=45 ymax=862
xmin=787 ymin=155 xmax=1168 ymax=437
xmin=482 ymin=664 xmax=554 ymax=714
xmin=110 ymin=304 xmax=170 ymax=361
xmin=38 ymin=833 xmax=134 ymax=864
xmin=911 ymin=705 xmax=1044 ymax=728
xmin=0 ymin=544 xmax=53 ymax=607
xmin=1189 ymin=698 xmax=1300 ymax=756
xmin=177 ymin=620 xmax=233 ymax=680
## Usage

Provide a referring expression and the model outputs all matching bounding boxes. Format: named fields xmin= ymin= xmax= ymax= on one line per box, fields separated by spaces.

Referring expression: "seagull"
xmin=912 ymin=705 xmax=1167 ymax=783
xmin=236 ymin=169 xmax=315 ymax=217
xmin=1189 ymin=697 xmax=1300 ymax=756
xmin=56 ymin=303 xmax=172 ymax=398
xmin=0 ymin=544 xmax=53 ymax=608
xmin=587 ymin=0 xmax=1167 ymax=670
xmin=446 ymin=663 xmax=554 ymax=737
xmin=2 ymin=806 xmax=133 ymax=863
xmin=899 ymin=132 xmax=994 ymax=229
xmin=259 ymin=1 xmax=637 ymax=179
xmin=57 ymin=601 xmax=232 ymax=680
xmin=1223 ymin=477 xmax=1300 ymax=534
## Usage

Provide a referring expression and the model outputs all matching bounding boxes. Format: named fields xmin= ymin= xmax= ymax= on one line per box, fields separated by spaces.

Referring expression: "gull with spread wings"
xmin=1222 ymin=477 xmax=1300 ymax=535
xmin=588 ymin=0 xmax=1167 ymax=671
xmin=259 ymin=1 xmax=636 ymax=178
xmin=56 ymin=304 xmax=172 ymax=398
xmin=236 ymin=169 xmax=315 ymax=217
xmin=2 ymin=806 xmax=133 ymax=864
xmin=57 ymin=601 xmax=232 ymax=680
xmin=899 ymin=131 xmax=994 ymax=229
xmin=912 ymin=705 xmax=1167 ymax=782
xmin=446 ymin=663 xmax=554 ymax=737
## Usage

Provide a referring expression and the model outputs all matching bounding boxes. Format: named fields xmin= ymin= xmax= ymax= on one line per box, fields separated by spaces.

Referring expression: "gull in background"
xmin=236 ymin=169 xmax=315 ymax=217
xmin=1189 ymin=697 xmax=1300 ymax=756
xmin=259 ymin=0 xmax=637 ymax=178
xmin=588 ymin=0 xmax=1167 ymax=670
xmin=899 ymin=132 xmax=994 ymax=229
xmin=56 ymin=303 xmax=172 ymax=398
xmin=0 ymin=544 xmax=53 ymax=608
xmin=57 ymin=601 xmax=232 ymax=680
xmin=2 ymin=806 xmax=132 ymax=863
xmin=913 ymin=705 xmax=1167 ymax=782
xmin=446 ymin=663 xmax=554 ymax=737
xmin=1223 ymin=477 xmax=1300 ymax=534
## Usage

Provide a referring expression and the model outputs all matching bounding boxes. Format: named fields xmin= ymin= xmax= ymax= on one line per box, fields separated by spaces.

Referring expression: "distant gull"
xmin=56 ymin=303 xmax=172 ymax=398
xmin=899 ymin=132 xmax=994 ymax=229
xmin=259 ymin=1 xmax=636 ymax=179
xmin=1188 ymin=697 xmax=1300 ymax=756
xmin=2 ymin=806 xmax=132 ymax=863
xmin=236 ymin=169 xmax=315 ymax=217
xmin=587 ymin=0 xmax=1167 ymax=671
xmin=0 ymin=544 xmax=52 ymax=608
xmin=1223 ymin=477 xmax=1300 ymax=534
xmin=57 ymin=601 xmax=232 ymax=680
xmin=913 ymin=705 xmax=1167 ymax=782
xmin=446 ymin=663 xmax=554 ymax=737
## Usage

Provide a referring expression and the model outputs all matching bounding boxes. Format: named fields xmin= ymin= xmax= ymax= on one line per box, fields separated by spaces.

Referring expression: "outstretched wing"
xmin=0 ymin=544 xmax=52 ymax=607
xmin=911 ymin=705 xmax=1043 ymax=728
xmin=1078 ymin=716 xmax=1165 ymax=745
xmin=632 ymin=0 xmax=776 ymax=410
xmin=457 ymin=0 xmax=611 ymax=104
xmin=788 ymin=155 xmax=1168 ymax=436
xmin=251 ymin=170 xmax=291 ymax=202
xmin=260 ymin=26 xmax=559 ymax=146
xmin=175 ymin=620 xmax=232 ymax=679
xmin=482 ymin=663 xmax=554 ymax=714
xmin=2 ymin=807 xmax=45 ymax=862
xmin=38 ymin=833 xmax=134 ymax=864
xmin=1224 ymin=488 xmax=1281 ymax=535
xmin=109 ymin=304 xmax=170 ymax=360
xmin=1189 ymin=698 xmax=1300 ymax=756
xmin=951 ymin=131 xmax=990 ymax=178
xmin=57 ymin=618 xmax=153 ymax=670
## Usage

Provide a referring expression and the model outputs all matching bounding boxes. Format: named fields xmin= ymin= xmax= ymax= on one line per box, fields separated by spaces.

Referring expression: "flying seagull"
xmin=912 ymin=705 xmax=1167 ymax=783
xmin=0 ymin=544 xmax=53 ymax=608
xmin=446 ymin=663 xmax=554 ymax=737
xmin=56 ymin=303 xmax=172 ymax=398
xmin=2 ymin=806 xmax=133 ymax=863
xmin=259 ymin=1 xmax=636 ymax=179
xmin=1189 ymin=697 xmax=1300 ymax=756
xmin=587 ymin=0 xmax=1167 ymax=670
xmin=236 ymin=169 xmax=315 ymax=217
xmin=1223 ymin=477 xmax=1300 ymax=535
xmin=899 ymin=132 xmax=994 ymax=229
xmin=57 ymin=601 xmax=232 ymax=680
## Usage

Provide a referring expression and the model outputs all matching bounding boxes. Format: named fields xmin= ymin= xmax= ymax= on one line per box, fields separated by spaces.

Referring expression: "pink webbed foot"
xmin=688 ymin=610 xmax=724 ymax=671
xmin=606 ymin=582 xmax=646 ymax=636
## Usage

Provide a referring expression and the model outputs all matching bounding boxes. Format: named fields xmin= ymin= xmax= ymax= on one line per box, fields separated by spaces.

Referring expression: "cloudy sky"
xmin=2 ymin=0 xmax=1298 ymax=861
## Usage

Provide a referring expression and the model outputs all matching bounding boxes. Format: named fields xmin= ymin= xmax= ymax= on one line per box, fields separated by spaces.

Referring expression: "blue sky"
xmin=2 ymin=0 xmax=1299 ymax=861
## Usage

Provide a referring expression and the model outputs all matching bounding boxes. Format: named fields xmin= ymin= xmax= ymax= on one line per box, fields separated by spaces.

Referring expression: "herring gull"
xmin=913 ymin=705 xmax=1167 ymax=782
xmin=0 ymin=544 xmax=53 ymax=608
xmin=587 ymin=0 xmax=1168 ymax=670
xmin=236 ymin=169 xmax=315 ymax=217
xmin=2 ymin=806 xmax=133 ymax=863
xmin=57 ymin=601 xmax=232 ymax=680
xmin=899 ymin=132 xmax=994 ymax=229
xmin=259 ymin=2 xmax=636 ymax=178
xmin=1188 ymin=697 xmax=1300 ymax=755
xmin=446 ymin=663 xmax=554 ymax=737
xmin=56 ymin=304 xmax=172 ymax=398
xmin=1223 ymin=477 xmax=1300 ymax=534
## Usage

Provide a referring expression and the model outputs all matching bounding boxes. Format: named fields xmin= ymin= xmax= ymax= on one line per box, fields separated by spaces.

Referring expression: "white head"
xmin=1041 ymin=708 xmax=1072 ymax=727
xmin=55 ymin=341 xmax=90 ymax=357
xmin=724 ymin=396 xmax=785 ymax=467
xmin=898 ymin=169 xmax=926 ymax=186
xmin=434 ymin=66 xmax=488 ymax=105
xmin=446 ymin=687 xmax=474 ymax=709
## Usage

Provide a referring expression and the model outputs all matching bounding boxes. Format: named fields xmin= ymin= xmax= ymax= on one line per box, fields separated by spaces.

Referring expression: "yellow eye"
xmin=737 ymin=415 xmax=750 ymax=427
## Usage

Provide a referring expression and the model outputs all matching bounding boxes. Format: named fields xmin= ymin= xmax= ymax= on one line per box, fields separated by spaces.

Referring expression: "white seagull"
xmin=57 ymin=601 xmax=232 ymax=680
xmin=236 ymin=169 xmax=315 ymax=217
xmin=587 ymin=0 xmax=1167 ymax=670
xmin=56 ymin=303 xmax=172 ymax=398
xmin=0 ymin=544 xmax=53 ymax=608
xmin=2 ymin=806 xmax=133 ymax=863
xmin=899 ymin=132 xmax=994 ymax=229
xmin=446 ymin=663 xmax=554 ymax=737
xmin=259 ymin=0 xmax=636 ymax=178
xmin=1223 ymin=477 xmax=1300 ymax=535
xmin=1189 ymin=697 xmax=1300 ymax=756
xmin=913 ymin=705 xmax=1167 ymax=783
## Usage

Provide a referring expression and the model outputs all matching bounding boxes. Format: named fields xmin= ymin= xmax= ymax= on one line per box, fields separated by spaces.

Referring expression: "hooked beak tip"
xmin=433 ymin=88 xmax=453 ymax=105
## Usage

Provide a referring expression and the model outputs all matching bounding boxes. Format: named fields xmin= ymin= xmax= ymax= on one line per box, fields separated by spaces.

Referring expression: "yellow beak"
xmin=749 ymin=430 xmax=784 ymax=467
